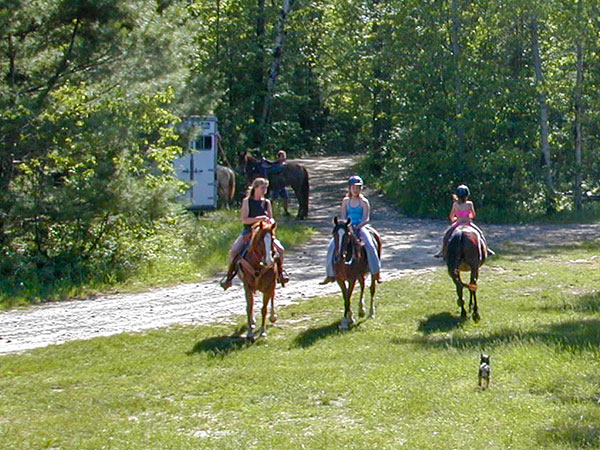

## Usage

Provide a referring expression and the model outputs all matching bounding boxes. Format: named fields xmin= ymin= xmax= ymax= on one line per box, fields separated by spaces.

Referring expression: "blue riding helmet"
xmin=348 ymin=175 xmax=363 ymax=186
xmin=456 ymin=184 xmax=470 ymax=198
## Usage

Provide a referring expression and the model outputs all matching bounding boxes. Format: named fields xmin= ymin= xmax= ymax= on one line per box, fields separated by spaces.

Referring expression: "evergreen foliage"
xmin=3 ymin=0 xmax=600 ymax=300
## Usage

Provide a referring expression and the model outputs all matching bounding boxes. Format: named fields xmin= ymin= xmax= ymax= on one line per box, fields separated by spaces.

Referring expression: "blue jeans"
xmin=325 ymin=227 xmax=380 ymax=276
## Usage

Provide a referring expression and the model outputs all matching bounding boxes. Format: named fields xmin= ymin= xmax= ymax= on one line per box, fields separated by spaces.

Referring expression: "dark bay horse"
xmin=331 ymin=217 xmax=382 ymax=330
xmin=236 ymin=220 xmax=279 ymax=341
xmin=445 ymin=224 xmax=487 ymax=321
xmin=239 ymin=151 xmax=309 ymax=219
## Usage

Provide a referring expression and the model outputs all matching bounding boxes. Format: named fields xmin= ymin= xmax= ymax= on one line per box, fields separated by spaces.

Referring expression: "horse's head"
xmin=332 ymin=217 xmax=355 ymax=263
xmin=238 ymin=150 xmax=263 ymax=183
xmin=249 ymin=219 xmax=278 ymax=267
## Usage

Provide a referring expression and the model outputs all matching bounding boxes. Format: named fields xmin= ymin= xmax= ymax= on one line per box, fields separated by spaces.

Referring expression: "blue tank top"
xmin=346 ymin=202 xmax=363 ymax=226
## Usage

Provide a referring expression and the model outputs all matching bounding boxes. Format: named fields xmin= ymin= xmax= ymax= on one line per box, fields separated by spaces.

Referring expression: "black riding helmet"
xmin=456 ymin=184 xmax=470 ymax=199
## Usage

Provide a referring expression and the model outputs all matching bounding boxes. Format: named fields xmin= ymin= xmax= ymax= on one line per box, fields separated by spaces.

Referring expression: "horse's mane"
xmin=249 ymin=220 xmax=274 ymax=250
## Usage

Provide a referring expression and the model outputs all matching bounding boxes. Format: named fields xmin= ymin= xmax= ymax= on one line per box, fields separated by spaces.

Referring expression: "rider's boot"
xmin=277 ymin=259 xmax=289 ymax=287
xmin=319 ymin=276 xmax=335 ymax=285
xmin=219 ymin=258 xmax=238 ymax=290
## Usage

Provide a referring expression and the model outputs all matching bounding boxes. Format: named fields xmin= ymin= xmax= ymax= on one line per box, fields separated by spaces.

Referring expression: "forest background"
xmin=2 ymin=0 xmax=600 ymax=302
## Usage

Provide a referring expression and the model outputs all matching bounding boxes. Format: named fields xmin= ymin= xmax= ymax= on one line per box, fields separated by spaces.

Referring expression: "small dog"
xmin=478 ymin=354 xmax=491 ymax=389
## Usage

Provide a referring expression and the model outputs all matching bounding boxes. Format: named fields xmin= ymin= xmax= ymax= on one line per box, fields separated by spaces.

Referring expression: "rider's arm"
xmin=265 ymin=199 xmax=275 ymax=222
xmin=449 ymin=202 xmax=458 ymax=222
xmin=356 ymin=197 xmax=370 ymax=229
xmin=468 ymin=201 xmax=476 ymax=219
xmin=340 ymin=197 xmax=349 ymax=221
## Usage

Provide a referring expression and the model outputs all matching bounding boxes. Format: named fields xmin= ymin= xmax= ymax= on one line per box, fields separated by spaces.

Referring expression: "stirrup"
xmin=433 ymin=251 xmax=443 ymax=258
xmin=219 ymin=274 xmax=233 ymax=290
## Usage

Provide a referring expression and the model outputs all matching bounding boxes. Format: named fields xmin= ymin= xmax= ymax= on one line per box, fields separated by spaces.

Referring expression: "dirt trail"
xmin=2 ymin=156 xmax=600 ymax=355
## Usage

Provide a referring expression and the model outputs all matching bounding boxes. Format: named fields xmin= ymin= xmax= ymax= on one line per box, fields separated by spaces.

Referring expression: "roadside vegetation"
xmin=1 ymin=242 xmax=599 ymax=448
xmin=0 ymin=208 xmax=313 ymax=309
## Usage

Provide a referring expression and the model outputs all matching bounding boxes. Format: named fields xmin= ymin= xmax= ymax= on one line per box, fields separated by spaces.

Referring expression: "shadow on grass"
xmin=393 ymin=319 xmax=600 ymax=351
xmin=539 ymin=424 xmax=600 ymax=449
xmin=417 ymin=312 xmax=466 ymax=334
xmin=188 ymin=325 xmax=252 ymax=357
xmin=291 ymin=321 xmax=342 ymax=348
xmin=494 ymin=239 xmax=600 ymax=260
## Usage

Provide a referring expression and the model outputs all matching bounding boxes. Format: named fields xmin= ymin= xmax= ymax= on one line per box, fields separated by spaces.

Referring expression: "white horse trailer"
xmin=174 ymin=116 xmax=218 ymax=211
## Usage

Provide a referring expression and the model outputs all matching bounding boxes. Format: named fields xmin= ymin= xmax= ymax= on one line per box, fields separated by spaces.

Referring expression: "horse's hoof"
xmin=359 ymin=308 xmax=366 ymax=318
xmin=246 ymin=333 xmax=255 ymax=343
xmin=369 ymin=311 xmax=376 ymax=319
xmin=260 ymin=328 xmax=267 ymax=338
xmin=269 ymin=314 xmax=278 ymax=323
xmin=461 ymin=310 xmax=467 ymax=319
xmin=473 ymin=312 xmax=481 ymax=322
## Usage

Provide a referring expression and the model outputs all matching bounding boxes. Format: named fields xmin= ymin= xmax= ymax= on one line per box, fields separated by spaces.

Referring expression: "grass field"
xmin=1 ymin=242 xmax=600 ymax=449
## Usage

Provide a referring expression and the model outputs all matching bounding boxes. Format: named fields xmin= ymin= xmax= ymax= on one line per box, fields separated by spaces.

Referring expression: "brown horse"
xmin=239 ymin=151 xmax=310 ymax=219
xmin=216 ymin=164 xmax=235 ymax=208
xmin=331 ymin=217 xmax=382 ymax=330
xmin=236 ymin=220 xmax=279 ymax=341
xmin=445 ymin=224 xmax=487 ymax=321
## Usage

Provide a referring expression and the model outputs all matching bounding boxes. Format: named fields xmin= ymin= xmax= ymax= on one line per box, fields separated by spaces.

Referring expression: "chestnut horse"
xmin=445 ymin=224 xmax=487 ymax=321
xmin=331 ymin=217 xmax=382 ymax=330
xmin=236 ymin=220 xmax=279 ymax=341
xmin=239 ymin=151 xmax=309 ymax=219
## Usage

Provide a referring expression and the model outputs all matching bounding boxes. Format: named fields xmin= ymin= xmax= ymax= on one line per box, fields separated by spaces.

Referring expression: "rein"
xmin=237 ymin=227 xmax=276 ymax=285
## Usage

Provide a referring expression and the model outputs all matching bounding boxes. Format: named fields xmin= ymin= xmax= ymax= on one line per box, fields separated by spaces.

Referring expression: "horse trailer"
xmin=174 ymin=115 xmax=218 ymax=211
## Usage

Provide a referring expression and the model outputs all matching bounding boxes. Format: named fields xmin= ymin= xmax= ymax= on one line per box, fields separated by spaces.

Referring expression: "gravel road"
xmin=2 ymin=155 xmax=600 ymax=355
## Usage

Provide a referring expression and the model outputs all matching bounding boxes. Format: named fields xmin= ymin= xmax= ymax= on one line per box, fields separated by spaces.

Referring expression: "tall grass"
xmin=0 ymin=209 xmax=314 ymax=309
xmin=1 ymin=242 xmax=600 ymax=448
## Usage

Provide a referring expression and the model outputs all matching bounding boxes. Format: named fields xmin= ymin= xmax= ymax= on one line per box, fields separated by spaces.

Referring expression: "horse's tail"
xmin=227 ymin=168 xmax=235 ymax=202
xmin=299 ymin=167 xmax=309 ymax=218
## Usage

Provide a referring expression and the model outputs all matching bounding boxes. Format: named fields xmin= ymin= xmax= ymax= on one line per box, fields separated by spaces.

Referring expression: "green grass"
xmin=2 ymin=243 xmax=600 ymax=448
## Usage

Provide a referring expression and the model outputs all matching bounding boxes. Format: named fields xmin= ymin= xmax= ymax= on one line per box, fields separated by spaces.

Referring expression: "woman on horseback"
xmin=220 ymin=177 xmax=289 ymax=290
xmin=320 ymin=175 xmax=382 ymax=284
xmin=434 ymin=184 xmax=493 ymax=258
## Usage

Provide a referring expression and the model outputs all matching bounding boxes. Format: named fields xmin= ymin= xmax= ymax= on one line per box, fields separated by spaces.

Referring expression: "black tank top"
xmin=245 ymin=198 xmax=267 ymax=229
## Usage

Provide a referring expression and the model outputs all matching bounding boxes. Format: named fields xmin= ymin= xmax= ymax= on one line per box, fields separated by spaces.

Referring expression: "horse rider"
xmin=434 ymin=184 xmax=494 ymax=259
xmin=320 ymin=175 xmax=382 ymax=284
xmin=220 ymin=177 xmax=289 ymax=290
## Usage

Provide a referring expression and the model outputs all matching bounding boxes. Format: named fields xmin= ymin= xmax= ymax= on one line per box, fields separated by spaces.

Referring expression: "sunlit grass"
xmin=1 ymin=243 xmax=600 ymax=448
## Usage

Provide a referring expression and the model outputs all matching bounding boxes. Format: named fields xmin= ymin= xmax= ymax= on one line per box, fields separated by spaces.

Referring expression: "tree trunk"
xmin=529 ymin=16 xmax=554 ymax=193
xmin=371 ymin=0 xmax=391 ymax=150
xmin=449 ymin=0 xmax=468 ymax=159
xmin=252 ymin=0 xmax=266 ymax=147
xmin=259 ymin=0 xmax=295 ymax=131
xmin=574 ymin=0 xmax=584 ymax=211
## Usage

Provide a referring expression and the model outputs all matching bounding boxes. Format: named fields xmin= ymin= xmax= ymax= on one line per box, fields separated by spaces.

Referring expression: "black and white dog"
xmin=478 ymin=354 xmax=491 ymax=389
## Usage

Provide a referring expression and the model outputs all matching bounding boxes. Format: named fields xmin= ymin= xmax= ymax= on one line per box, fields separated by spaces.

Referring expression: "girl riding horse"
xmin=220 ymin=177 xmax=289 ymax=290
xmin=434 ymin=184 xmax=494 ymax=259
xmin=321 ymin=175 xmax=382 ymax=285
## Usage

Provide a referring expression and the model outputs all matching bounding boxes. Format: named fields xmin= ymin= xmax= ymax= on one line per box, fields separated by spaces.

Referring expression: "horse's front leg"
xmin=259 ymin=289 xmax=274 ymax=338
xmin=244 ymin=286 xmax=256 ymax=342
xmin=337 ymin=279 xmax=353 ymax=330
xmin=369 ymin=273 xmax=377 ymax=319
xmin=358 ymin=275 xmax=366 ymax=318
